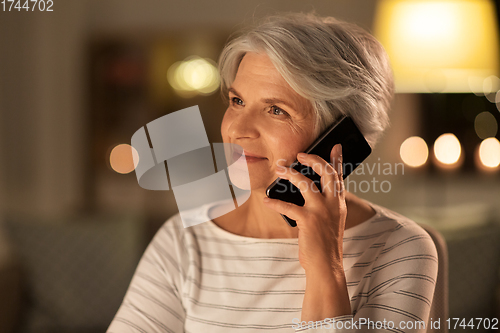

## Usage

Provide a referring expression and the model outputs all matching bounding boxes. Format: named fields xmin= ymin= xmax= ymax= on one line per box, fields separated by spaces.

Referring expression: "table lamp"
xmin=373 ymin=0 xmax=500 ymax=176
xmin=373 ymin=0 xmax=499 ymax=93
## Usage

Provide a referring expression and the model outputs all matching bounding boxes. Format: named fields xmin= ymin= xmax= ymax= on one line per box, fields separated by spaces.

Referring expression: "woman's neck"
xmin=210 ymin=190 xmax=376 ymax=239
xmin=212 ymin=190 xmax=298 ymax=239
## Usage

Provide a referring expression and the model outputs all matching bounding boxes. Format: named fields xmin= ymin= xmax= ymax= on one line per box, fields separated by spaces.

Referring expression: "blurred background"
xmin=1 ymin=0 xmax=500 ymax=332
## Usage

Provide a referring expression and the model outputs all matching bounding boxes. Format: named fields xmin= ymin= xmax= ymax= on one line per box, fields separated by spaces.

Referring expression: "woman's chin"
xmin=227 ymin=168 xmax=273 ymax=193
xmin=227 ymin=166 xmax=251 ymax=190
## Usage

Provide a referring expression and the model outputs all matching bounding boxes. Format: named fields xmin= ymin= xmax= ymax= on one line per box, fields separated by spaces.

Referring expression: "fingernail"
xmin=336 ymin=144 xmax=342 ymax=156
xmin=297 ymin=152 xmax=307 ymax=159
xmin=263 ymin=197 xmax=270 ymax=203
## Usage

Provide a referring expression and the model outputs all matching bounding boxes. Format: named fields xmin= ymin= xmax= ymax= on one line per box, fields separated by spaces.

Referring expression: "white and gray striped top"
xmin=106 ymin=200 xmax=438 ymax=333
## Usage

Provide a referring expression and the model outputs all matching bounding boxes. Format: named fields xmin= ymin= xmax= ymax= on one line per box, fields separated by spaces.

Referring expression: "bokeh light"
xmin=110 ymin=144 xmax=139 ymax=174
xmin=474 ymin=111 xmax=498 ymax=139
xmin=400 ymin=136 xmax=429 ymax=167
xmin=167 ymin=56 xmax=219 ymax=96
xmin=479 ymin=137 xmax=500 ymax=168
xmin=483 ymin=76 xmax=500 ymax=101
xmin=433 ymin=133 xmax=461 ymax=165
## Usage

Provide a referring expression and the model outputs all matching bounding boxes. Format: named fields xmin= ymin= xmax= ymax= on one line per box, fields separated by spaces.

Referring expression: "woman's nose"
xmin=227 ymin=110 xmax=260 ymax=140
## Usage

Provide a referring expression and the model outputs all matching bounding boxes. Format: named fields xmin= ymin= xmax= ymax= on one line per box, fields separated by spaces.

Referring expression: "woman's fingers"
xmin=330 ymin=144 xmax=345 ymax=199
xmin=275 ymin=166 xmax=321 ymax=200
xmin=297 ymin=144 xmax=344 ymax=199
xmin=330 ymin=144 xmax=343 ymax=178
xmin=266 ymin=144 xmax=345 ymax=219
xmin=297 ymin=153 xmax=336 ymax=195
xmin=263 ymin=197 xmax=303 ymax=221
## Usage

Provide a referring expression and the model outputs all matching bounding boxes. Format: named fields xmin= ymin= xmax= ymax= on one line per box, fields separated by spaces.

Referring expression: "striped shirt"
xmin=106 ymin=199 xmax=438 ymax=333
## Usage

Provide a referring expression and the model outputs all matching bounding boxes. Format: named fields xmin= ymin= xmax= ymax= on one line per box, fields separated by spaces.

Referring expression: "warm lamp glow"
xmin=400 ymin=136 xmax=429 ymax=167
xmin=374 ymin=0 xmax=500 ymax=93
xmin=110 ymin=144 xmax=139 ymax=174
xmin=433 ymin=133 xmax=462 ymax=165
xmin=479 ymin=137 xmax=500 ymax=168
xmin=167 ymin=56 xmax=219 ymax=96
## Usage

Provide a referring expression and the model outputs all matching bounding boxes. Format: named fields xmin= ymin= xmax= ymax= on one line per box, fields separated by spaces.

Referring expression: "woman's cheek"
xmin=220 ymin=109 xmax=233 ymax=140
xmin=267 ymin=129 xmax=300 ymax=162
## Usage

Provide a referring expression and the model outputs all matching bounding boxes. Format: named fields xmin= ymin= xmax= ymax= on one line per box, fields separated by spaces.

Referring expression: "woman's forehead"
xmin=232 ymin=53 xmax=313 ymax=115
xmin=235 ymin=53 xmax=285 ymax=86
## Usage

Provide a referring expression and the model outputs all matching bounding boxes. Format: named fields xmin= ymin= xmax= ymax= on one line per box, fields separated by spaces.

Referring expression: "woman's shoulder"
xmin=158 ymin=209 xmax=205 ymax=239
xmin=361 ymin=200 xmax=438 ymax=256
xmin=140 ymin=210 xmax=211 ymax=267
xmin=155 ymin=203 xmax=222 ymax=243
xmin=141 ymin=213 xmax=185 ymax=254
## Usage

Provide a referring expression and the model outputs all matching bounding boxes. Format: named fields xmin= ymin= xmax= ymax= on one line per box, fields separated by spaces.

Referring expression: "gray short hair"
xmin=218 ymin=13 xmax=394 ymax=148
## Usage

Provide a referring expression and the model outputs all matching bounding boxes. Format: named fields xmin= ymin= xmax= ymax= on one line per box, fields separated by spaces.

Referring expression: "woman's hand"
xmin=263 ymin=143 xmax=347 ymax=274
xmin=263 ymin=143 xmax=351 ymax=320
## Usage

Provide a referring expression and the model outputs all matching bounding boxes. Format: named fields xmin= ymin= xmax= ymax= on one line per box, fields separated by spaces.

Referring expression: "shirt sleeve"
xmin=106 ymin=221 xmax=186 ymax=333
xmin=292 ymin=223 xmax=438 ymax=333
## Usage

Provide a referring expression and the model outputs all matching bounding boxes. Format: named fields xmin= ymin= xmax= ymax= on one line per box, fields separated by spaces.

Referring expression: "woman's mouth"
xmin=232 ymin=150 xmax=267 ymax=163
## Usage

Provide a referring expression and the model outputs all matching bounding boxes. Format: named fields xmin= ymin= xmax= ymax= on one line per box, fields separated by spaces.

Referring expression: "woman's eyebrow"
xmin=228 ymin=87 xmax=301 ymax=114
xmin=228 ymin=87 xmax=241 ymax=96
xmin=262 ymin=97 xmax=297 ymax=111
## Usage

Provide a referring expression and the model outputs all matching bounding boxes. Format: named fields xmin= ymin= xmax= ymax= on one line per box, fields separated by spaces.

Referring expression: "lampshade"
xmin=373 ymin=0 xmax=500 ymax=93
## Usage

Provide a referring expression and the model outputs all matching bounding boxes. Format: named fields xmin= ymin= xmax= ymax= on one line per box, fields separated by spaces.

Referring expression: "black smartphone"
xmin=265 ymin=115 xmax=372 ymax=227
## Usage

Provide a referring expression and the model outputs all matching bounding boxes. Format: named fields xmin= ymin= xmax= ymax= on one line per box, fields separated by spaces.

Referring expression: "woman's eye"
xmin=270 ymin=105 xmax=288 ymax=116
xmin=231 ymin=97 xmax=244 ymax=106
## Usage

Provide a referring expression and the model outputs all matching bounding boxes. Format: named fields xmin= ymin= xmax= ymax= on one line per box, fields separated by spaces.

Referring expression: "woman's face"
xmin=221 ymin=52 xmax=317 ymax=191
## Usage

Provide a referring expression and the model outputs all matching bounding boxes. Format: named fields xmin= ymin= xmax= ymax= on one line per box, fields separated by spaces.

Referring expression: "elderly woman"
xmin=107 ymin=13 xmax=437 ymax=333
